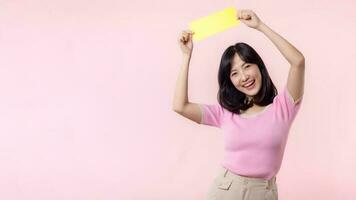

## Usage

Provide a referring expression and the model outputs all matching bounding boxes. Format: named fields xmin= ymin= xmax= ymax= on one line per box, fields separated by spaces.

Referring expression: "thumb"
xmin=189 ymin=33 xmax=194 ymax=40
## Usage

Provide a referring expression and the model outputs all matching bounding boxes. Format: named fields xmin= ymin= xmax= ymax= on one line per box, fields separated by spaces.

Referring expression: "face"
xmin=230 ymin=53 xmax=262 ymax=98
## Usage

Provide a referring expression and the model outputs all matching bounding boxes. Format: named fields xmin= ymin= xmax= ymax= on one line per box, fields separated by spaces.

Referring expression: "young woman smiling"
xmin=173 ymin=9 xmax=305 ymax=200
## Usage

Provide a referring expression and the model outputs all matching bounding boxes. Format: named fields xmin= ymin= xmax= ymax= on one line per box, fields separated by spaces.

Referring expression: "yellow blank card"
xmin=189 ymin=7 xmax=240 ymax=41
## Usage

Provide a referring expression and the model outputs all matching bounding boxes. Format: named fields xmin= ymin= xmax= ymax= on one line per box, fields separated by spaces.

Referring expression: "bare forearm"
xmin=172 ymin=54 xmax=191 ymax=111
xmin=257 ymin=22 xmax=304 ymax=65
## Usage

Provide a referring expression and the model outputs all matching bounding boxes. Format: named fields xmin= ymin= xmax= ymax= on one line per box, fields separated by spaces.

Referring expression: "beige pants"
xmin=206 ymin=166 xmax=278 ymax=200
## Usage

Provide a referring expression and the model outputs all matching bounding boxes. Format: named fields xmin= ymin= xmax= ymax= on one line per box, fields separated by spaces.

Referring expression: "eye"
xmin=245 ymin=65 xmax=250 ymax=68
xmin=231 ymin=72 xmax=237 ymax=77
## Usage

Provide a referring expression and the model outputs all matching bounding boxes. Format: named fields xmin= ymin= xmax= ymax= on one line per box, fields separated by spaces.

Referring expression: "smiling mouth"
xmin=243 ymin=80 xmax=255 ymax=88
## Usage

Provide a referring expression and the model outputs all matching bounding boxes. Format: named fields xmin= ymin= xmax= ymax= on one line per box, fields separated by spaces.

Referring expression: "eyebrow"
xmin=231 ymin=62 xmax=248 ymax=72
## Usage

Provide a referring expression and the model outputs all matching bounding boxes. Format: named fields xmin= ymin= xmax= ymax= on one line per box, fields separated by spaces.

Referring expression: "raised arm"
xmin=238 ymin=9 xmax=305 ymax=102
xmin=172 ymin=30 xmax=202 ymax=124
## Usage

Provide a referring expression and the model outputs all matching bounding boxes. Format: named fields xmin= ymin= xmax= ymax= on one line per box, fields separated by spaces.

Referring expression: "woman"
xmin=173 ymin=9 xmax=305 ymax=200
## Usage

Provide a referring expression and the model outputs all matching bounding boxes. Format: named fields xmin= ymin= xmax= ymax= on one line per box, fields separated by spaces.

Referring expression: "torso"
xmin=239 ymin=104 xmax=272 ymax=118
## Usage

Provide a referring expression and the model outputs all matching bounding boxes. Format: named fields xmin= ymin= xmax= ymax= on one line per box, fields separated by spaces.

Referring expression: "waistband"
xmin=219 ymin=166 xmax=277 ymax=189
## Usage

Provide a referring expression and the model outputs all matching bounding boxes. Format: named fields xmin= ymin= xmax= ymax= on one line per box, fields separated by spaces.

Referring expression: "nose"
xmin=240 ymin=71 xmax=248 ymax=82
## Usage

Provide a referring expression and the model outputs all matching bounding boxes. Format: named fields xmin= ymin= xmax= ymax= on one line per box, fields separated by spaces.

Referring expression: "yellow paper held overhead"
xmin=189 ymin=7 xmax=240 ymax=41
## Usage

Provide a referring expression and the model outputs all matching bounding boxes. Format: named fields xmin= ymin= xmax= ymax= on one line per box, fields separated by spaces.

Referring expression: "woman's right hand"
xmin=178 ymin=30 xmax=194 ymax=56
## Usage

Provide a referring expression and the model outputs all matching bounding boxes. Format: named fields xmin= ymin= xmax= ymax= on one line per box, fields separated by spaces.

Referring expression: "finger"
xmin=181 ymin=35 xmax=187 ymax=41
xmin=241 ymin=11 xmax=248 ymax=19
xmin=179 ymin=35 xmax=185 ymax=42
xmin=187 ymin=31 xmax=194 ymax=36
xmin=245 ymin=10 xmax=253 ymax=18
xmin=242 ymin=12 xmax=251 ymax=20
xmin=188 ymin=30 xmax=195 ymax=35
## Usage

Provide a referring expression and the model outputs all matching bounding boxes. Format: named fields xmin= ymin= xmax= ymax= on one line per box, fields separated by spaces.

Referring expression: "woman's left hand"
xmin=237 ymin=9 xmax=263 ymax=29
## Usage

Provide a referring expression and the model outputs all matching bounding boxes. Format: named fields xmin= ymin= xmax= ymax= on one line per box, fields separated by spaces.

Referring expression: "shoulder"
xmin=272 ymin=86 xmax=303 ymax=121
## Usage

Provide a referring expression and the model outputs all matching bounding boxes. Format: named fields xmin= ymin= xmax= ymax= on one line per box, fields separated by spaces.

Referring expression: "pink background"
xmin=1 ymin=0 xmax=355 ymax=199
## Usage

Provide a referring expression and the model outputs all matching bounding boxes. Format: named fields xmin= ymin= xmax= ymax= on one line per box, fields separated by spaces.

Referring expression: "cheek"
xmin=230 ymin=76 xmax=235 ymax=84
xmin=230 ymin=78 xmax=240 ymax=88
xmin=252 ymin=69 xmax=262 ymax=80
xmin=251 ymin=68 xmax=260 ymax=75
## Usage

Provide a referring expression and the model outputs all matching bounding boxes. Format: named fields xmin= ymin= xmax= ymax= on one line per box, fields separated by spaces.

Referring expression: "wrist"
xmin=256 ymin=22 xmax=267 ymax=32
xmin=182 ymin=52 xmax=192 ymax=59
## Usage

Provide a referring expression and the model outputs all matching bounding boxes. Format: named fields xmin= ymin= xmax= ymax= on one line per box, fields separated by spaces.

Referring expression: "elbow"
xmin=292 ymin=56 xmax=305 ymax=68
xmin=297 ymin=55 xmax=305 ymax=64
xmin=172 ymin=102 xmax=187 ymax=113
xmin=299 ymin=56 xmax=305 ymax=64
xmin=172 ymin=106 xmax=183 ymax=114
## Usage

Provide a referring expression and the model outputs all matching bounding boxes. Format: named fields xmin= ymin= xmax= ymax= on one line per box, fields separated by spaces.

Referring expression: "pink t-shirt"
xmin=199 ymin=86 xmax=303 ymax=180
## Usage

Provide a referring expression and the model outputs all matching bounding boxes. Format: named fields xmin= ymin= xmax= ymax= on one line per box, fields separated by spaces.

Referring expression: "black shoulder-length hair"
xmin=217 ymin=42 xmax=277 ymax=114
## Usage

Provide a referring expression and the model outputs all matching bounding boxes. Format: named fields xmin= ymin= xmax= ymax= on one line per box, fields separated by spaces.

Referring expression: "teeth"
xmin=244 ymin=80 xmax=254 ymax=87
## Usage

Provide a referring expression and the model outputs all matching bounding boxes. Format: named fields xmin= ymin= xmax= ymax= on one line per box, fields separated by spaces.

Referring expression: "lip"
xmin=243 ymin=80 xmax=255 ymax=90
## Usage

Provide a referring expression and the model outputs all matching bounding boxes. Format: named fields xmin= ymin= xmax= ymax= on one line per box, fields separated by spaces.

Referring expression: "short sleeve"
xmin=198 ymin=103 xmax=224 ymax=128
xmin=274 ymin=86 xmax=303 ymax=121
